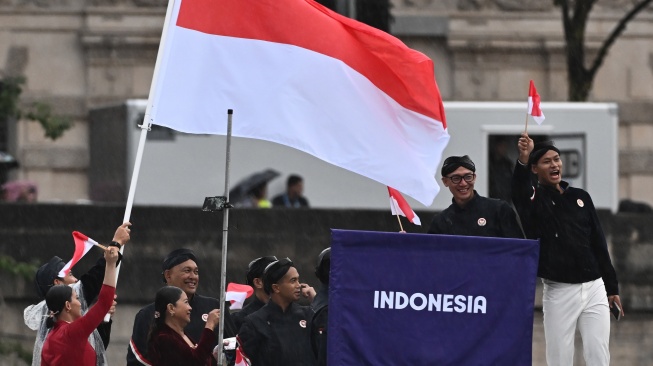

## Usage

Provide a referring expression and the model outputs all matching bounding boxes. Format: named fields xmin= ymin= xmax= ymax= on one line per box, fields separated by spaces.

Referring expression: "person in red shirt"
xmin=40 ymin=243 xmax=121 ymax=366
xmin=147 ymin=286 xmax=221 ymax=366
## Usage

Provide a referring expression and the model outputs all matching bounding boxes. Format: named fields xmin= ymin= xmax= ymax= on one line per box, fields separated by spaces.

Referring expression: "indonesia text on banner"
xmin=149 ymin=0 xmax=449 ymax=206
xmin=329 ymin=230 xmax=539 ymax=365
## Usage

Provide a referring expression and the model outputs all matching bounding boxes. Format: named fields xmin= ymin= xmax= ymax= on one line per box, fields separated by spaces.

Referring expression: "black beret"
xmin=262 ymin=258 xmax=294 ymax=295
xmin=246 ymin=256 xmax=278 ymax=286
xmin=441 ymin=155 xmax=476 ymax=177
xmin=162 ymin=248 xmax=197 ymax=271
xmin=35 ymin=256 xmax=66 ymax=299
xmin=529 ymin=141 xmax=560 ymax=166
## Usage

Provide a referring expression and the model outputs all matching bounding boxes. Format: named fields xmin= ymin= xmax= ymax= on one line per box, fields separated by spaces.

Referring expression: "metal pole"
xmin=104 ymin=0 xmax=178 ymax=323
xmin=217 ymin=109 xmax=233 ymax=365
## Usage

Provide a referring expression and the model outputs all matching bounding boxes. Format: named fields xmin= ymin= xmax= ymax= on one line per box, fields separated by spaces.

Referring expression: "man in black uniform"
xmin=311 ymin=248 xmax=330 ymax=366
xmin=237 ymin=258 xmax=316 ymax=366
xmin=232 ymin=255 xmax=278 ymax=331
xmin=428 ymin=155 xmax=523 ymax=238
xmin=513 ymin=134 xmax=622 ymax=366
xmin=127 ymin=248 xmax=237 ymax=365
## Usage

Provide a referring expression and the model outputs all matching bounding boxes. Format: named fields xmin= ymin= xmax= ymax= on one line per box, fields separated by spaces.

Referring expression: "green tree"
xmin=555 ymin=0 xmax=653 ymax=101
xmin=0 ymin=77 xmax=72 ymax=140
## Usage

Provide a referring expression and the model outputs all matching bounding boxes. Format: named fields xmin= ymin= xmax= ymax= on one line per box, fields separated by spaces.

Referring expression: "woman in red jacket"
xmin=147 ymin=286 xmax=221 ymax=366
xmin=41 ymin=244 xmax=121 ymax=366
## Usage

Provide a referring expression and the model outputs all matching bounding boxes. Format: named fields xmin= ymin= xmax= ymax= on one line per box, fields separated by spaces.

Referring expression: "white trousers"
xmin=542 ymin=278 xmax=610 ymax=366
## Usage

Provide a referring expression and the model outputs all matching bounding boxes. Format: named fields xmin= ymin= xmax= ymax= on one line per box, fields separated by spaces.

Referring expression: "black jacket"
xmin=238 ymin=300 xmax=316 ymax=366
xmin=310 ymin=285 xmax=328 ymax=366
xmin=428 ymin=191 xmax=524 ymax=239
xmin=511 ymin=162 xmax=619 ymax=295
xmin=127 ymin=294 xmax=237 ymax=365
xmin=232 ymin=295 xmax=266 ymax=332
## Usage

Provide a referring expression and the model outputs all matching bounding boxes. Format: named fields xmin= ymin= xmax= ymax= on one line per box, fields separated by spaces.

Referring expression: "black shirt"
xmin=127 ymin=294 xmax=237 ymax=365
xmin=511 ymin=162 xmax=619 ymax=295
xmin=310 ymin=285 xmax=329 ymax=366
xmin=79 ymin=256 xmax=113 ymax=349
xmin=271 ymin=194 xmax=309 ymax=208
xmin=238 ymin=300 xmax=316 ymax=366
xmin=232 ymin=296 xmax=266 ymax=332
xmin=428 ymin=191 xmax=524 ymax=239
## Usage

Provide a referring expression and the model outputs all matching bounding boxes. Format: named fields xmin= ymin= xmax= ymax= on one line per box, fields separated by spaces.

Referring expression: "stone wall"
xmin=0 ymin=204 xmax=652 ymax=364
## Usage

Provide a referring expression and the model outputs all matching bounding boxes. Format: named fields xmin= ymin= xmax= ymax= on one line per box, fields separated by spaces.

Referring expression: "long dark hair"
xmin=44 ymin=285 xmax=73 ymax=328
xmin=146 ymin=286 xmax=183 ymax=347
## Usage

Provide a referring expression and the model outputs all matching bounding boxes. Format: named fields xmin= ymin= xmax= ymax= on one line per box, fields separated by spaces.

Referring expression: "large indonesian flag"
xmin=58 ymin=231 xmax=98 ymax=278
xmin=149 ymin=0 xmax=449 ymax=206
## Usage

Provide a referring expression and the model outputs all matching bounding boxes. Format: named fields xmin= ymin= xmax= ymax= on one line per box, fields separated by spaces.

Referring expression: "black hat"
xmin=528 ymin=141 xmax=560 ymax=166
xmin=161 ymin=248 xmax=198 ymax=283
xmin=262 ymin=258 xmax=294 ymax=295
xmin=35 ymin=256 xmax=66 ymax=299
xmin=246 ymin=256 xmax=278 ymax=286
xmin=441 ymin=155 xmax=476 ymax=177
xmin=315 ymin=248 xmax=331 ymax=284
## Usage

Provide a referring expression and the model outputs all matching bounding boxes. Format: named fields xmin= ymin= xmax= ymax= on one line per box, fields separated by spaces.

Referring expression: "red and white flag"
xmin=149 ymin=0 xmax=449 ymax=206
xmin=58 ymin=231 xmax=99 ymax=278
xmin=225 ymin=283 xmax=254 ymax=310
xmin=234 ymin=346 xmax=249 ymax=366
xmin=527 ymin=80 xmax=545 ymax=125
xmin=388 ymin=187 xmax=421 ymax=225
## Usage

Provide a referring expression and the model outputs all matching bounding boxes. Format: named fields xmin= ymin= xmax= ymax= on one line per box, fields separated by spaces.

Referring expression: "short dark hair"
xmin=315 ymin=248 xmax=331 ymax=285
xmin=262 ymin=258 xmax=294 ymax=295
xmin=246 ymin=256 xmax=278 ymax=286
xmin=287 ymin=175 xmax=303 ymax=188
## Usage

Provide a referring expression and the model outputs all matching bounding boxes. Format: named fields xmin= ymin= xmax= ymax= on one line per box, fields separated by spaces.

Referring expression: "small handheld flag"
xmin=526 ymin=80 xmax=545 ymax=129
xmin=388 ymin=187 xmax=422 ymax=230
xmin=225 ymin=283 xmax=254 ymax=310
xmin=58 ymin=231 xmax=105 ymax=278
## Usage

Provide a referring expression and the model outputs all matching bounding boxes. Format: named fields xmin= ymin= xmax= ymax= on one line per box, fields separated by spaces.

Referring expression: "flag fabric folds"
xmin=58 ymin=231 xmax=98 ymax=278
xmin=149 ymin=0 xmax=449 ymax=206
xmin=527 ymin=80 xmax=545 ymax=125
xmin=387 ymin=186 xmax=421 ymax=225
xmin=225 ymin=283 xmax=254 ymax=310
xmin=329 ymin=230 xmax=539 ymax=365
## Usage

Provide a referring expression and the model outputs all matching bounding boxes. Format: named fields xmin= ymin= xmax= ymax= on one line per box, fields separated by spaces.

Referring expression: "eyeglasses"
xmin=445 ymin=173 xmax=475 ymax=184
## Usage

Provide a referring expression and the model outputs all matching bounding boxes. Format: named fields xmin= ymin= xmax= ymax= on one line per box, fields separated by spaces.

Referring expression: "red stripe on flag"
xmin=175 ymin=0 xmax=446 ymax=126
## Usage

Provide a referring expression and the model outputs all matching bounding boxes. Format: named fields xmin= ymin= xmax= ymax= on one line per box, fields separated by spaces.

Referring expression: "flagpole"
xmin=524 ymin=113 xmax=529 ymax=133
xmin=104 ymin=0 xmax=178 ymax=323
xmin=217 ymin=109 xmax=233 ymax=366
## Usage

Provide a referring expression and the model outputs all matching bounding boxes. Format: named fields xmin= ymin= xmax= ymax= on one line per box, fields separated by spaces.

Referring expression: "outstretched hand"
xmin=205 ymin=309 xmax=221 ymax=330
xmin=517 ymin=132 xmax=534 ymax=165
xmin=112 ymin=222 xmax=131 ymax=245
xmin=104 ymin=245 xmax=120 ymax=266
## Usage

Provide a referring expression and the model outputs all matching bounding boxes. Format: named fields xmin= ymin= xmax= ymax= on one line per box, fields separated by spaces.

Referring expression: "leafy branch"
xmin=0 ymin=77 xmax=72 ymax=140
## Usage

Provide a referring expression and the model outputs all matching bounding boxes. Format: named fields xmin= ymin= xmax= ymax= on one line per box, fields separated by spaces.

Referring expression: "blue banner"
xmin=328 ymin=230 xmax=539 ymax=365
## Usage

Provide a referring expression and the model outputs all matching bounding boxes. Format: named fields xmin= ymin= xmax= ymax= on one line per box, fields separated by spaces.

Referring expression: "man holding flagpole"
xmin=513 ymin=133 xmax=623 ymax=366
xmin=428 ymin=155 xmax=523 ymax=238
xmin=24 ymin=222 xmax=131 ymax=366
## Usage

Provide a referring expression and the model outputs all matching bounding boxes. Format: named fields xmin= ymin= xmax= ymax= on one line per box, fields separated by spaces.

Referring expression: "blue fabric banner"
xmin=328 ymin=230 xmax=539 ymax=365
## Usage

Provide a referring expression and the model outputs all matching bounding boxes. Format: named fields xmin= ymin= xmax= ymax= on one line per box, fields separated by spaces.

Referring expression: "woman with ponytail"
xmin=147 ymin=286 xmax=220 ymax=366
xmin=41 ymin=245 xmax=120 ymax=366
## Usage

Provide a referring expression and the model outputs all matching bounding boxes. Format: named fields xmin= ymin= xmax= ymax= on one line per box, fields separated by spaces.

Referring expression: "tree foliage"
xmin=555 ymin=0 xmax=653 ymax=101
xmin=0 ymin=77 xmax=72 ymax=140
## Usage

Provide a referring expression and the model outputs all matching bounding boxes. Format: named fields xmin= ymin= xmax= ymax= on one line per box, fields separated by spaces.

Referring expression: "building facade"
xmin=1 ymin=0 xmax=652 ymax=205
